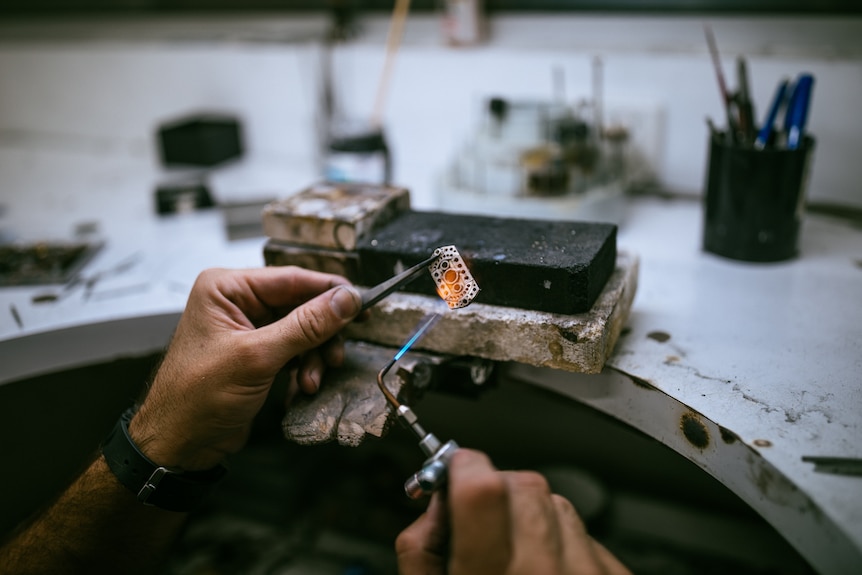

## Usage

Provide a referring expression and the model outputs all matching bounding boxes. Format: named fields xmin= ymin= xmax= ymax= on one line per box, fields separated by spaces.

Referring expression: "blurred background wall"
xmin=1 ymin=12 xmax=859 ymax=230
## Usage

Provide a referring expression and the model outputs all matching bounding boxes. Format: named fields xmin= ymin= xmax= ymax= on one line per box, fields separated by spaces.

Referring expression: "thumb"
xmin=263 ymin=284 xmax=361 ymax=362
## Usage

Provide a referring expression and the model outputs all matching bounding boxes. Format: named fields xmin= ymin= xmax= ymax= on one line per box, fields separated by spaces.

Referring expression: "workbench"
xmin=1 ymin=183 xmax=860 ymax=573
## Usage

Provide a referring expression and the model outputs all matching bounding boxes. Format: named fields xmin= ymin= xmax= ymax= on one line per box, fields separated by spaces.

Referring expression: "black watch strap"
xmin=101 ymin=408 xmax=227 ymax=513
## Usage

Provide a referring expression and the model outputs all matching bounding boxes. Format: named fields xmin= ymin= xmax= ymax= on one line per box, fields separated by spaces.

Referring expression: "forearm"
xmin=0 ymin=455 xmax=187 ymax=575
xmin=0 ymin=268 xmax=363 ymax=574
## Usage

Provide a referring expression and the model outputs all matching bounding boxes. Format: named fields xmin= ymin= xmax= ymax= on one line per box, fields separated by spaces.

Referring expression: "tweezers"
xmin=360 ymin=253 xmax=440 ymax=311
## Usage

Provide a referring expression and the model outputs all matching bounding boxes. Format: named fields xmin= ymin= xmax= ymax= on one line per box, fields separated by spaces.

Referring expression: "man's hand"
xmin=129 ymin=266 xmax=362 ymax=471
xmin=396 ymin=449 xmax=631 ymax=575
xmin=0 ymin=266 xmax=363 ymax=575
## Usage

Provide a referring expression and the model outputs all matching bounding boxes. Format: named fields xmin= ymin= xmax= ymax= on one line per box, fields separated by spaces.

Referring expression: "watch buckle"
xmin=137 ymin=466 xmax=173 ymax=505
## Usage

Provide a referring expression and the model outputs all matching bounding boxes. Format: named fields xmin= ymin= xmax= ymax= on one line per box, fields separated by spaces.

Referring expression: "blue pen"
xmin=754 ymin=78 xmax=789 ymax=150
xmin=784 ymin=74 xmax=815 ymax=150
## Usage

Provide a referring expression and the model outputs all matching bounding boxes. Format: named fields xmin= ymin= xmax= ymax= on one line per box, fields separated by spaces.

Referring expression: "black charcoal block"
xmin=157 ymin=113 xmax=243 ymax=167
xmin=355 ymin=211 xmax=617 ymax=314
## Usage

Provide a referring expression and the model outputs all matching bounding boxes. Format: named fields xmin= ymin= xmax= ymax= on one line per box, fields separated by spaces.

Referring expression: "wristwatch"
xmin=101 ymin=408 xmax=227 ymax=513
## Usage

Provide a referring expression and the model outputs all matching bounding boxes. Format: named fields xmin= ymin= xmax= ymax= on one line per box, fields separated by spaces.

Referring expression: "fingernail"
xmin=330 ymin=285 xmax=361 ymax=319
xmin=306 ymin=368 xmax=320 ymax=393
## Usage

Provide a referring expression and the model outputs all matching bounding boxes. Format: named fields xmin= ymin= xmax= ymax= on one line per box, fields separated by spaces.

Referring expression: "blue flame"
xmin=393 ymin=312 xmax=443 ymax=361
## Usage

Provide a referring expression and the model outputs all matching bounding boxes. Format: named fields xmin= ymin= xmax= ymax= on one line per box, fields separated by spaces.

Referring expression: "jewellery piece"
xmin=429 ymin=245 xmax=480 ymax=309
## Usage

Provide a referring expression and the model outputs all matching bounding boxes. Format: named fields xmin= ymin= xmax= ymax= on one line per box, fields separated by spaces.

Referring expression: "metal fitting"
xmin=404 ymin=440 xmax=460 ymax=499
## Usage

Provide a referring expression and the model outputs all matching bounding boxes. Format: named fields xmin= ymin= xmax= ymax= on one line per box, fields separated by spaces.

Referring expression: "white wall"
xmin=1 ymin=13 xmax=860 ymax=232
xmin=334 ymin=15 xmax=862 ymax=209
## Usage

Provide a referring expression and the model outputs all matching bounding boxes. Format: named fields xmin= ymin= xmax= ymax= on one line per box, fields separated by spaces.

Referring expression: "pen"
xmin=754 ymin=78 xmax=789 ymax=150
xmin=785 ymin=74 xmax=814 ymax=150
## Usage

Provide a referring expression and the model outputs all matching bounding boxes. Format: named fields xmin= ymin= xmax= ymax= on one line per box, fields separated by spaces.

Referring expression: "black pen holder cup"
xmin=703 ymin=133 xmax=815 ymax=262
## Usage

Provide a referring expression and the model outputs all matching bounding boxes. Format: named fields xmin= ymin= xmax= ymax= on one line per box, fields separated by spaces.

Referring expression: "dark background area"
xmin=0 ymin=354 xmax=816 ymax=574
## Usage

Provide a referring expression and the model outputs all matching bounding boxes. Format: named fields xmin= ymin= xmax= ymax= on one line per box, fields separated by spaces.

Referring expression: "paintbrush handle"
xmin=371 ymin=0 xmax=412 ymax=128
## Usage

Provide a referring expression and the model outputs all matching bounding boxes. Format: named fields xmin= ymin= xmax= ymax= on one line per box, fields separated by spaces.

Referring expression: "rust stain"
xmin=664 ymin=355 xmax=681 ymax=364
xmin=647 ymin=330 xmax=671 ymax=343
xmin=719 ymin=427 xmax=739 ymax=444
xmin=754 ymin=439 xmax=773 ymax=448
xmin=680 ymin=412 xmax=710 ymax=450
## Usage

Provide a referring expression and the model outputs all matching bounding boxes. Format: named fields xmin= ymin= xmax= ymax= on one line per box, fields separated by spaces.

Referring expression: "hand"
xmin=128 ymin=266 xmax=362 ymax=471
xmin=396 ymin=449 xmax=631 ymax=575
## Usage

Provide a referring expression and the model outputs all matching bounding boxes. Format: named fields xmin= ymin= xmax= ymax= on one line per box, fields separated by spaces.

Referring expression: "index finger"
xmin=447 ymin=450 xmax=512 ymax=575
xmin=232 ymin=266 xmax=351 ymax=315
xmin=503 ymin=471 xmax=565 ymax=573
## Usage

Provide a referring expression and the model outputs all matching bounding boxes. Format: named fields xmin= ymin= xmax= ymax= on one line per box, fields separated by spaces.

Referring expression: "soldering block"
xmin=356 ymin=211 xmax=617 ymax=314
xmin=261 ymin=182 xmax=411 ymax=250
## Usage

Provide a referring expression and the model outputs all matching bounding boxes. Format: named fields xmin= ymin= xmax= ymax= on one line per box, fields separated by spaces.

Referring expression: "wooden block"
xmin=355 ymin=211 xmax=617 ymax=314
xmin=261 ymin=182 xmax=410 ymax=250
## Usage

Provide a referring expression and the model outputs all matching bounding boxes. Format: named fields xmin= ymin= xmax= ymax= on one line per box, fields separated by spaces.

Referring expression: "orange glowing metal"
xmin=428 ymin=245 xmax=480 ymax=309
